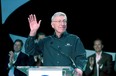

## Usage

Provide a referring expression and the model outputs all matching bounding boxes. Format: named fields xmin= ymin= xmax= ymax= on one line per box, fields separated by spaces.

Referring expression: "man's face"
xmin=13 ymin=41 xmax=22 ymax=52
xmin=93 ymin=40 xmax=103 ymax=52
xmin=51 ymin=16 xmax=67 ymax=34
xmin=37 ymin=35 xmax=45 ymax=40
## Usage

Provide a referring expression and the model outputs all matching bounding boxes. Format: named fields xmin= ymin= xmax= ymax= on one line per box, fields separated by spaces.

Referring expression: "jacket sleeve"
xmin=99 ymin=53 xmax=112 ymax=74
xmin=25 ymin=36 xmax=43 ymax=56
xmin=74 ymin=37 xmax=87 ymax=71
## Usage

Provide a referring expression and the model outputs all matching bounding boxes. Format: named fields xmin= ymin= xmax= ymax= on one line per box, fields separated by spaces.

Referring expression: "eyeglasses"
xmin=52 ymin=20 xmax=67 ymax=23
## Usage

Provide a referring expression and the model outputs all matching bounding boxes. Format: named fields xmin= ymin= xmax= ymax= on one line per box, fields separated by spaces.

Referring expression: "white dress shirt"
xmin=96 ymin=52 xmax=102 ymax=76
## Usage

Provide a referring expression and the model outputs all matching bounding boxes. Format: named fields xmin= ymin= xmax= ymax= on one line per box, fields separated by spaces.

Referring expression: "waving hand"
xmin=28 ymin=14 xmax=41 ymax=36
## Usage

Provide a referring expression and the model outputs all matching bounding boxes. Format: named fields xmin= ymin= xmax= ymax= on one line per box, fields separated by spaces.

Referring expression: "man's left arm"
xmin=74 ymin=38 xmax=87 ymax=76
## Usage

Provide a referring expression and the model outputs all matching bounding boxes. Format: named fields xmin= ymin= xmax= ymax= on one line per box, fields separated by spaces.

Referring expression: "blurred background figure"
xmin=35 ymin=32 xmax=46 ymax=43
xmin=7 ymin=39 xmax=29 ymax=76
xmin=28 ymin=32 xmax=46 ymax=66
xmin=84 ymin=38 xmax=113 ymax=76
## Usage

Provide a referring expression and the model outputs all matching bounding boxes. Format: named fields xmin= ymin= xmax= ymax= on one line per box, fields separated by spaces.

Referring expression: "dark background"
xmin=1 ymin=0 xmax=116 ymax=51
xmin=0 ymin=0 xmax=116 ymax=75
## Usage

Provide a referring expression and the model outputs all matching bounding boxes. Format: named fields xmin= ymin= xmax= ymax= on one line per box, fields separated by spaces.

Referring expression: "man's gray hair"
xmin=51 ymin=12 xmax=67 ymax=21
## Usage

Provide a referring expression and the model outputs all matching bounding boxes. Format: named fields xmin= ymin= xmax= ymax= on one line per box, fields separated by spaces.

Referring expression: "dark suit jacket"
xmin=84 ymin=52 xmax=112 ymax=76
xmin=8 ymin=52 xmax=29 ymax=76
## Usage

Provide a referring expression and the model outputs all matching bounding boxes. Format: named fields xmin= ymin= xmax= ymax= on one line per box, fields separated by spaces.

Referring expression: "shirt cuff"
xmin=8 ymin=61 xmax=15 ymax=68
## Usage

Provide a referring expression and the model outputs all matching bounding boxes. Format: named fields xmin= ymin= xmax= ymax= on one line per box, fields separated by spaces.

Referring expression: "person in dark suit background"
xmin=84 ymin=38 xmax=113 ymax=76
xmin=7 ymin=39 xmax=29 ymax=76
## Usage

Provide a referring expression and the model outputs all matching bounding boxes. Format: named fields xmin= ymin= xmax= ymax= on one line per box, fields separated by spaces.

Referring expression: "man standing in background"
xmin=8 ymin=39 xmax=29 ymax=76
xmin=84 ymin=38 xmax=112 ymax=76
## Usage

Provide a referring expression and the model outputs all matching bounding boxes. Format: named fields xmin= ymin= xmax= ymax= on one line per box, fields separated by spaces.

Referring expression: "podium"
xmin=17 ymin=66 xmax=74 ymax=76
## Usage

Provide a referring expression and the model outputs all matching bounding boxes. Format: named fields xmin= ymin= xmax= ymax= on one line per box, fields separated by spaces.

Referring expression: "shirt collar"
xmin=53 ymin=31 xmax=68 ymax=39
xmin=14 ymin=51 xmax=20 ymax=56
xmin=96 ymin=51 xmax=102 ymax=56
